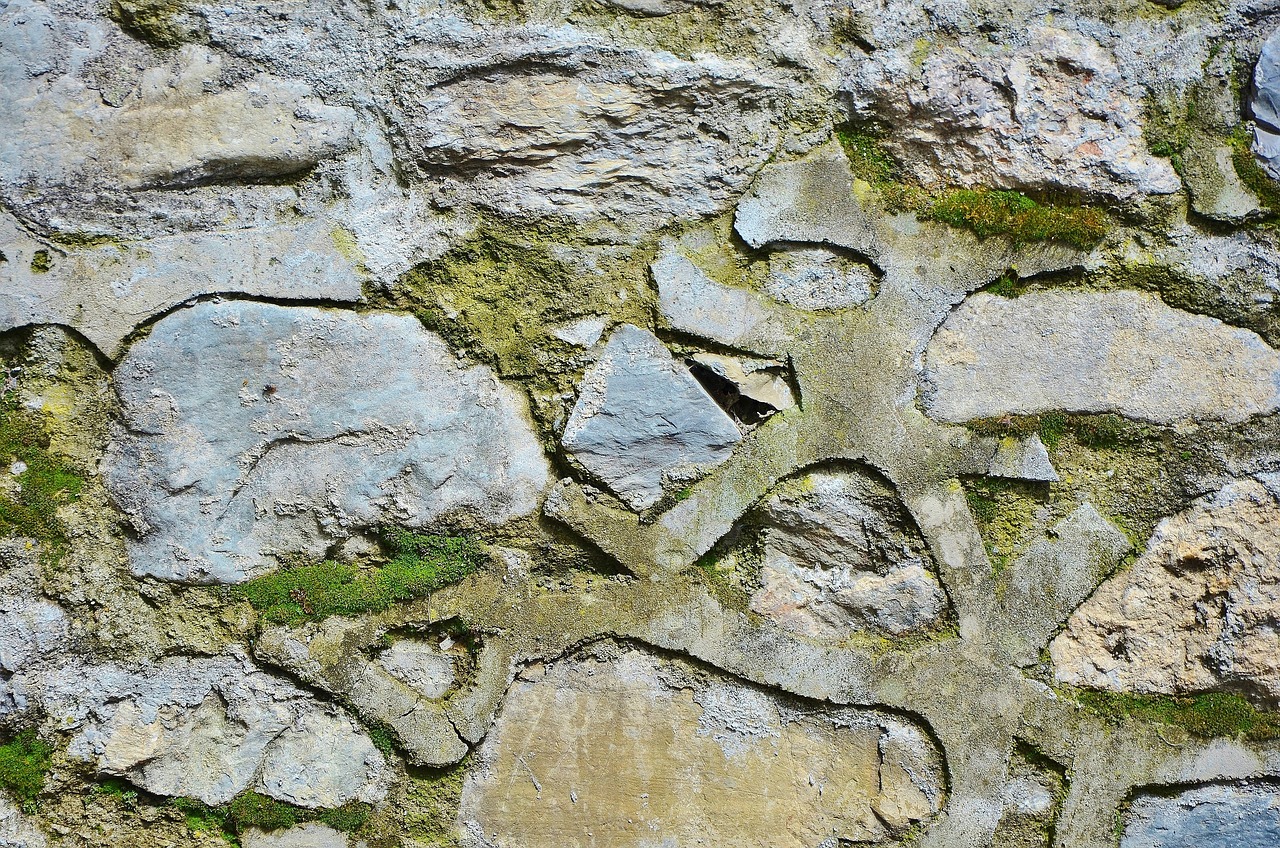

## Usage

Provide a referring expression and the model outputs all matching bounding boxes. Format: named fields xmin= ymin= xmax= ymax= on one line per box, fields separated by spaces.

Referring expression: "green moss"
xmin=167 ymin=791 xmax=373 ymax=843
xmin=1229 ymin=125 xmax=1280 ymax=215
xmin=29 ymin=250 xmax=51 ymax=274
xmin=236 ymin=531 xmax=485 ymax=624
xmin=1077 ymin=690 xmax=1280 ymax=741
xmin=403 ymin=761 xmax=467 ymax=847
xmin=226 ymin=792 xmax=296 ymax=832
xmin=0 ymin=395 xmax=83 ymax=559
xmin=834 ymin=127 xmax=1107 ymax=248
xmin=961 ymin=477 xmax=1047 ymax=574
xmin=965 ymin=411 xmax=1132 ymax=452
xmin=923 ymin=189 xmax=1108 ymax=250
xmin=0 ymin=730 xmax=52 ymax=803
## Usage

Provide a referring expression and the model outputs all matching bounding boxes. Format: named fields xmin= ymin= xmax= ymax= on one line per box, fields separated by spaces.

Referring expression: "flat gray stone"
xmin=105 ymin=302 xmax=549 ymax=584
xmin=651 ymin=244 xmax=783 ymax=353
xmin=764 ymin=246 xmax=877 ymax=311
xmin=1122 ymin=782 xmax=1280 ymax=848
xmin=561 ymin=325 xmax=741 ymax=511
xmin=924 ymin=291 xmax=1280 ymax=425
xmin=243 ymin=825 xmax=348 ymax=848
xmin=1181 ymin=137 xmax=1263 ymax=223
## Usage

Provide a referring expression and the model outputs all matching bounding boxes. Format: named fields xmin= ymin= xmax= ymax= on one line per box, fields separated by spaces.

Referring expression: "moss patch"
xmin=401 ymin=761 xmax=467 ymax=847
xmin=169 ymin=791 xmax=372 ymax=844
xmin=236 ymin=531 xmax=485 ymax=624
xmin=0 ymin=394 xmax=84 ymax=559
xmin=835 ymin=126 xmax=1107 ymax=248
xmin=1077 ymin=690 xmax=1280 ymax=741
xmin=1229 ymin=125 xmax=1280 ymax=216
xmin=0 ymin=730 xmax=53 ymax=803
xmin=962 ymin=477 xmax=1047 ymax=574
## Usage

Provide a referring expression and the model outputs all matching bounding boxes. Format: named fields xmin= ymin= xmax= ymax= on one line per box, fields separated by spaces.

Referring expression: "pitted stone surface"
xmin=459 ymin=644 xmax=945 ymax=847
xmin=1254 ymin=30 xmax=1280 ymax=182
xmin=1051 ymin=478 xmax=1280 ymax=705
xmin=561 ymin=324 xmax=741 ymax=511
xmin=105 ymin=301 xmax=549 ymax=584
xmin=924 ymin=291 xmax=1280 ymax=425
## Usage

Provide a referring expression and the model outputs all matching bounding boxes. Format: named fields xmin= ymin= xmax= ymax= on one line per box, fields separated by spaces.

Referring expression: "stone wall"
xmin=3 ymin=0 xmax=1280 ymax=846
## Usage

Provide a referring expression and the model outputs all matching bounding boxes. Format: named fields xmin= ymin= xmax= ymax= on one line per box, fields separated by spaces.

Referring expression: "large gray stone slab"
xmin=1122 ymin=782 xmax=1280 ymax=848
xmin=561 ymin=324 xmax=741 ymax=511
xmin=924 ymin=291 xmax=1280 ymax=425
xmin=105 ymin=302 xmax=549 ymax=584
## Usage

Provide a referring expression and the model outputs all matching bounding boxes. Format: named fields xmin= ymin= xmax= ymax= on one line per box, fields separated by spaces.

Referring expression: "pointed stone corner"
xmin=988 ymin=434 xmax=1059 ymax=483
xmin=561 ymin=324 xmax=742 ymax=511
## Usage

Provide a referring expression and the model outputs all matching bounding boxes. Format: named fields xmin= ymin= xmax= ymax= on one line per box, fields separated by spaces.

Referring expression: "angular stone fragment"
xmin=1051 ymin=478 xmax=1280 ymax=705
xmin=988 ymin=434 xmax=1059 ymax=483
xmin=561 ymin=325 xmax=741 ymax=510
xmin=4 ymin=650 xmax=386 ymax=807
xmin=105 ymin=302 xmax=549 ymax=584
xmin=1254 ymin=30 xmax=1280 ymax=182
xmin=998 ymin=504 xmax=1132 ymax=666
xmin=243 ymin=825 xmax=349 ymax=848
xmin=651 ymin=245 xmax=785 ymax=353
xmin=748 ymin=468 xmax=947 ymax=640
xmin=1121 ymin=781 xmax=1280 ymax=848
xmin=459 ymin=644 xmax=945 ymax=847
xmin=689 ymin=353 xmax=795 ymax=413
xmin=1181 ymin=137 xmax=1263 ymax=224
xmin=924 ymin=291 xmax=1280 ymax=425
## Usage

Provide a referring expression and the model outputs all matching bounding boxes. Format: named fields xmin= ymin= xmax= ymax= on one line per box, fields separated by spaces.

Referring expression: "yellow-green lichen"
xmin=109 ymin=0 xmax=206 ymax=48
xmin=400 ymin=761 xmax=468 ymax=847
xmin=1075 ymin=689 xmax=1280 ymax=741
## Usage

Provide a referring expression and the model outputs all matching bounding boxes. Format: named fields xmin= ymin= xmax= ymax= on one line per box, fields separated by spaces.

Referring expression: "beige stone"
xmin=1051 ymin=477 xmax=1280 ymax=705
xmin=459 ymin=645 xmax=945 ymax=847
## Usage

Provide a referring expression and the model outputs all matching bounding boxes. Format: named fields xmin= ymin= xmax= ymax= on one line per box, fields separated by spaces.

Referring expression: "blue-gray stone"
xmin=1122 ymin=782 xmax=1280 ymax=848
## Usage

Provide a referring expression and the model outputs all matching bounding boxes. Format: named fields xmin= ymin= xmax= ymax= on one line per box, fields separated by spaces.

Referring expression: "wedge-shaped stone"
xmin=561 ymin=325 xmax=740 ymax=511
xmin=459 ymin=644 xmax=946 ymax=847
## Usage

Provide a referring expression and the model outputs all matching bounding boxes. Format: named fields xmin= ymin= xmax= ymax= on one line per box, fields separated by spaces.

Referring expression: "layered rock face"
xmin=5 ymin=0 xmax=1280 ymax=847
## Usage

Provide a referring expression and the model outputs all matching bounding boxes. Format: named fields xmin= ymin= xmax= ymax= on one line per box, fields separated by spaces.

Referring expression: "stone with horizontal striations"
xmin=561 ymin=324 xmax=741 ymax=511
xmin=1254 ymin=29 xmax=1280 ymax=182
xmin=104 ymin=301 xmax=549 ymax=584
xmin=924 ymin=291 xmax=1280 ymax=425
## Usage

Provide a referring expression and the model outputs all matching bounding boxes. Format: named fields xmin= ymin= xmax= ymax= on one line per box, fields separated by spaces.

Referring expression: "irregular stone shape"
xmin=748 ymin=469 xmax=947 ymax=640
xmin=1121 ymin=782 xmax=1280 ymax=848
xmin=0 ymin=793 xmax=46 ymax=847
xmin=561 ymin=325 xmax=741 ymax=511
xmin=689 ymin=353 xmax=795 ymax=412
xmin=0 ymin=596 xmax=68 ymax=675
xmin=1254 ymin=29 xmax=1280 ymax=182
xmin=923 ymin=291 xmax=1280 ymax=425
xmin=3 ymin=650 xmax=386 ymax=807
xmin=389 ymin=49 xmax=783 ymax=228
xmin=242 ymin=824 xmax=348 ymax=848
xmin=842 ymin=26 xmax=1179 ymax=199
xmin=988 ymin=434 xmax=1059 ymax=483
xmin=992 ymin=746 xmax=1065 ymax=848
xmin=998 ymin=504 xmax=1132 ymax=666
xmin=0 ymin=43 xmax=356 ymax=229
xmin=1181 ymin=137 xmax=1263 ymax=224
xmin=1051 ymin=478 xmax=1280 ymax=705
xmin=764 ymin=246 xmax=877 ymax=311
xmin=375 ymin=639 xmax=456 ymax=700
xmin=550 ymin=316 xmax=607 ymax=349
xmin=458 ymin=644 xmax=946 ymax=847
xmin=104 ymin=301 xmax=549 ymax=584
xmin=0 ymin=213 xmax=365 ymax=358
xmin=651 ymin=244 xmax=786 ymax=353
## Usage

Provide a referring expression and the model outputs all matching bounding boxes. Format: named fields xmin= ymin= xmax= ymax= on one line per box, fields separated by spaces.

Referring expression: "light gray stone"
xmin=6 ymin=650 xmax=387 ymax=807
xmin=0 ymin=794 xmax=46 ymax=848
xmin=105 ymin=302 xmax=549 ymax=584
xmin=924 ymin=291 xmax=1280 ymax=425
xmin=375 ymin=639 xmax=456 ymax=700
xmin=998 ymin=503 xmax=1132 ymax=666
xmin=1051 ymin=478 xmax=1280 ymax=705
xmin=1122 ymin=782 xmax=1280 ymax=848
xmin=1182 ymin=137 xmax=1263 ymax=224
xmin=0 ymin=596 xmax=68 ymax=675
xmin=1254 ymin=29 xmax=1280 ymax=181
xmin=748 ymin=469 xmax=947 ymax=640
xmin=988 ymin=434 xmax=1059 ymax=483
xmin=561 ymin=325 xmax=741 ymax=511
xmin=550 ymin=316 xmax=607 ymax=349
xmin=764 ymin=246 xmax=877 ymax=311
xmin=652 ymin=244 xmax=787 ymax=353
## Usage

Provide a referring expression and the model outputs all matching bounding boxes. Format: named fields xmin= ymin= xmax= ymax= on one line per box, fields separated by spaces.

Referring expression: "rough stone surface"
xmin=242 ymin=824 xmax=349 ymax=848
xmin=459 ymin=644 xmax=946 ymax=847
xmin=1122 ymin=781 xmax=1280 ymax=848
xmin=0 ymin=795 xmax=45 ymax=848
xmin=1052 ymin=478 xmax=1280 ymax=705
xmin=561 ymin=325 xmax=741 ymax=510
xmin=689 ymin=352 xmax=795 ymax=413
xmin=1254 ymin=30 xmax=1280 ymax=182
xmin=924 ymin=291 xmax=1280 ymax=425
xmin=764 ymin=246 xmax=878 ymax=311
xmin=375 ymin=639 xmax=457 ymax=701
xmin=988 ymin=434 xmax=1059 ymax=483
xmin=105 ymin=301 xmax=549 ymax=583
xmin=749 ymin=469 xmax=947 ymax=640
xmin=2 ymin=650 xmax=386 ymax=807
xmin=1182 ymin=137 xmax=1263 ymax=224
